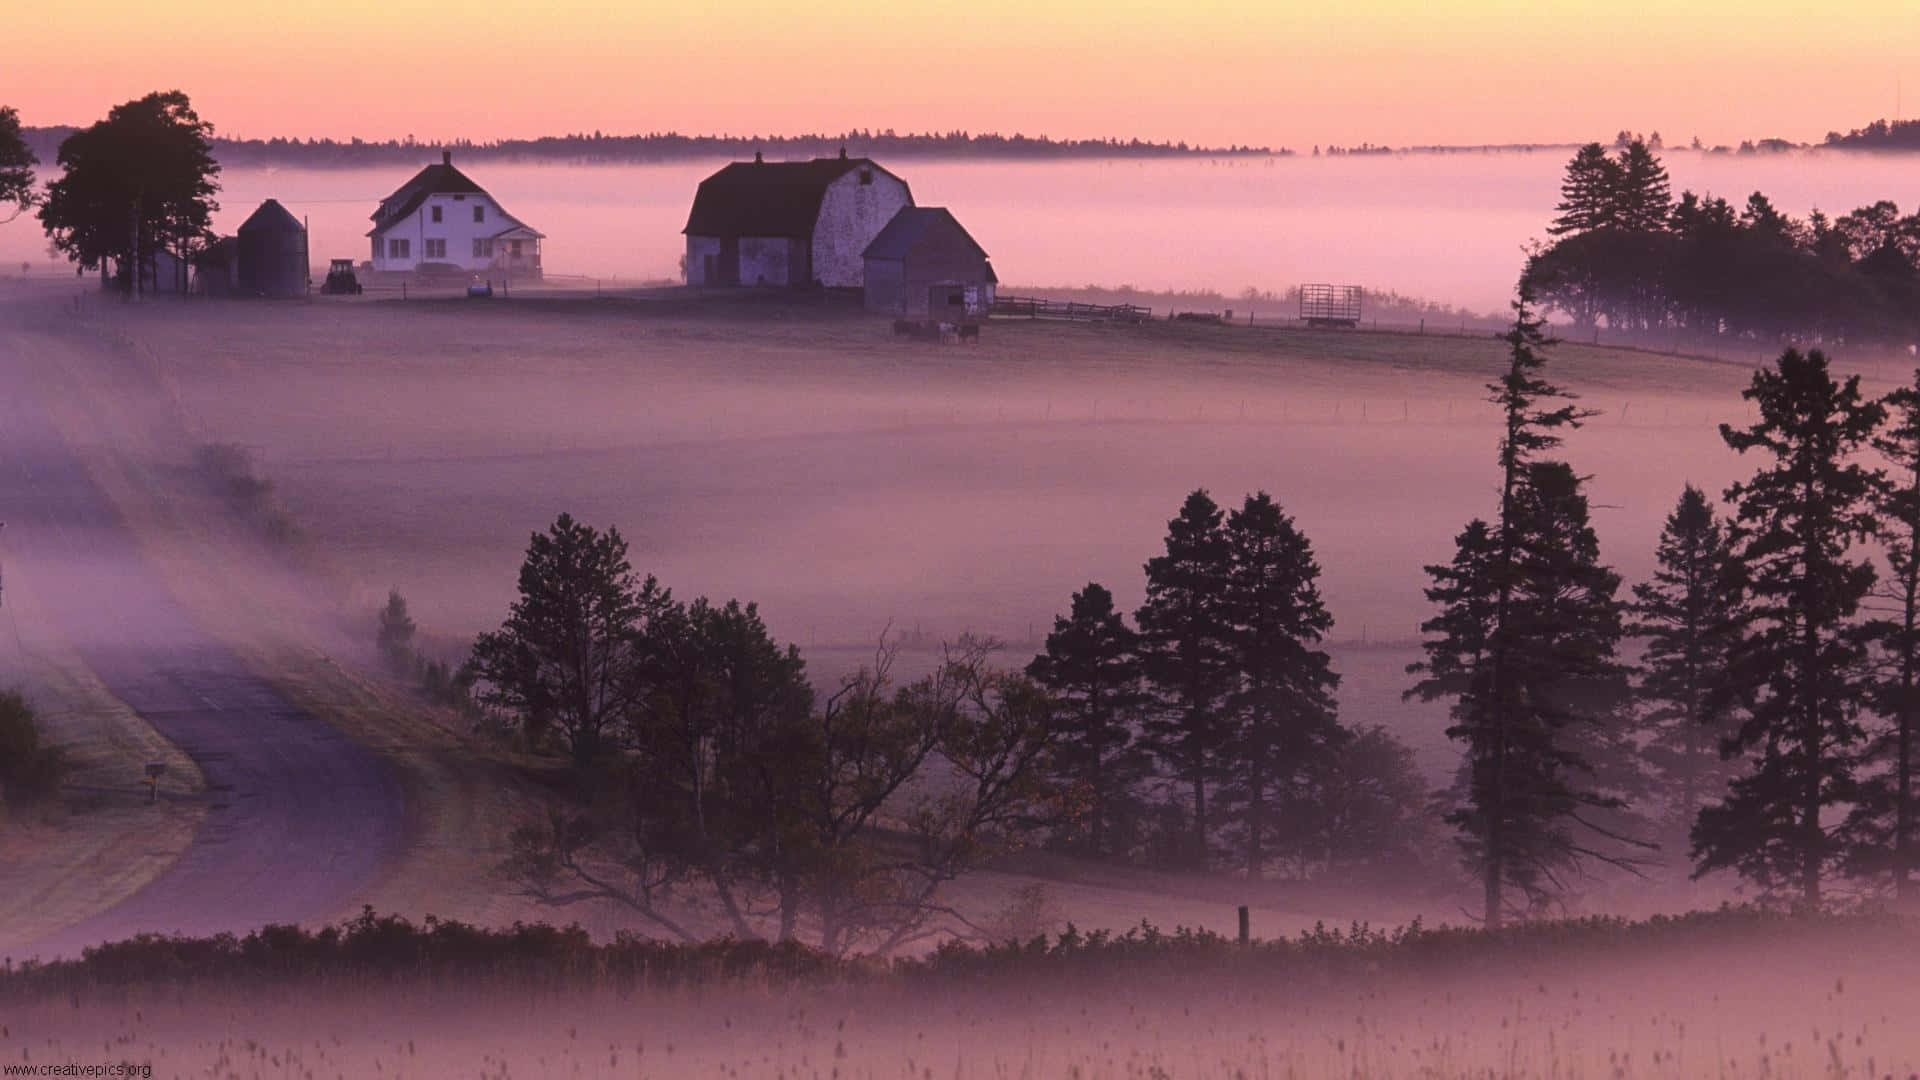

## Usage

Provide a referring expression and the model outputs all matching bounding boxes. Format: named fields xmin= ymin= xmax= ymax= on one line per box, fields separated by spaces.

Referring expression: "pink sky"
xmin=9 ymin=2 xmax=1919 ymax=147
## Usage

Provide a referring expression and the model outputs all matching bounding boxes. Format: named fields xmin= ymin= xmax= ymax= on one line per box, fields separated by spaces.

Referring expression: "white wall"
xmin=812 ymin=168 xmax=911 ymax=288
xmin=370 ymin=192 xmax=526 ymax=272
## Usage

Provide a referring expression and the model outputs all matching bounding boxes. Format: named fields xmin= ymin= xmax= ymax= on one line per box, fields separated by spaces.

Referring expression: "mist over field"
xmin=11 ymin=150 xmax=1920 ymax=314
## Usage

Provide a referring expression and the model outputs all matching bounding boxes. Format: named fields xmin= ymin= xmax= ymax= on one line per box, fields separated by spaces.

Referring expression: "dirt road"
xmin=0 ymin=306 xmax=407 ymax=959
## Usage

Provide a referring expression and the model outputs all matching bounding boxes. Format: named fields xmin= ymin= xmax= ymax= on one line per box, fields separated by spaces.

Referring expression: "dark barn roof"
xmin=684 ymin=157 xmax=907 ymax=238
xmin=861 ymin=206 xmax=988 ymax=262
xmin=238 ymin=198 xmax=304 ymax=236
xmin=369 ymin=152 xmax=489 ymax=234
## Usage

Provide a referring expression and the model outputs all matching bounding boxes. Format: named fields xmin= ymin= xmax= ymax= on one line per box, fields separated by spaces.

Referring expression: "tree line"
xmin=1524 ymin=140 xmax=1920 ymax=342
xmin=18 ymin=123 xmax=1273 ymax=172
xmin=448 ymin=293 xmax=1920 ymax=941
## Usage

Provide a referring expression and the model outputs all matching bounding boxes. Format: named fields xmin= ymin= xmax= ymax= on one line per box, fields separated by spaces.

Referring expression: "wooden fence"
xmin=991 ymin=295 xmax=1154 ymax=323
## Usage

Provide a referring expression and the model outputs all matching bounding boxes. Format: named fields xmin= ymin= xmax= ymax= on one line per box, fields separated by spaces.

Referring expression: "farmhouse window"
xmin=425 ymin=238 xmax=447 ymax=259
xmin=510 ymin=240 xmax=523 ymax=256
xmin=473 ymin=205 xmax=485 ymax=223
xmin=472 ymin=238 xmax=494 ymax=258
xmin=860 ymin=170 xmax=873 ymax=185
xmin=431 ymin=205 xmax=443 ymax=223
xmin=387 ymin=238 xmax=410 ymax=259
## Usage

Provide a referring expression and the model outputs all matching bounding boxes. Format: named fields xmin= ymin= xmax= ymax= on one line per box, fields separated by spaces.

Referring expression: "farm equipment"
xmin=1299 ymin=283 xmax=1363 ymax=327
xmin=320 ymin=259 xmax=363 ymax=295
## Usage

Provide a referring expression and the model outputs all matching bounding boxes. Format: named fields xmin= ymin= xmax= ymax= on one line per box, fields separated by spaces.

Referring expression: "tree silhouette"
xmin=0 ymin=106 xmax=35 ymax=224
xmin=1411 ymin=284 xmax=1635 ymax=929
xmin=1630 ymin=486 xmax=1746 ymax=861
xmin=1845 ymin=370 xmax=1920 ymax=899
xmin=469 ymin=514 xmax=666 ymax=769
xmin=1027 ymin=583 xmax=1151 ymax=858
xmin=38 ymin=91 xmax=219 ymax=291
xmin=1217 ymin=492 xmax=1343 ymax=878
xmin=1694 ymin=349 xmax=1885 ymax=908
xmin=1136 ymin=490 xmax=1237 ymax=868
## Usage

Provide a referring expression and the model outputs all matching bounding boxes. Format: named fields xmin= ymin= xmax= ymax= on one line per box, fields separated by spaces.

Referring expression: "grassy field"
xmin=8 ymin=283 xmax=1873 ymax=946
xmin=5 ymin=916 xmax=1916 ymax=1078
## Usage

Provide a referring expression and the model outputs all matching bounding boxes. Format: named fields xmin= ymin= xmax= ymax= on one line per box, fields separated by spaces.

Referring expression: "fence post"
xmin=1238 ymin=905 xmax=1250 ymax=947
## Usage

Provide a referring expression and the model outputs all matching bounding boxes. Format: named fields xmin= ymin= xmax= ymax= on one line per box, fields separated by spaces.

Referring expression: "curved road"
xmin=2 ymin=316 xmax=408 ymax=960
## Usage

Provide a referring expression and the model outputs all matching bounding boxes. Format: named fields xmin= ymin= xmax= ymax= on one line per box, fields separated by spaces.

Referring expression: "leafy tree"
xmin=1217 ymin=492 xmax=1343 ymax=878
xmin=1410 ymin=285 xmax=1639 ymax=929
xmin=1846 ymin=371 xmax=1920 ymax=899
xmin=1135 ymin=490 xmax=1237 ymax=867
xmin=1297 ymin=725 xmax=1442 ymax=883
xmin=469 ymin=514 xmax=666 ymax=768
xmin=1630 ymin=485 xmax=1745 ymax=859
xmin=38 ymin=91 xmax=219 ymax=290
xmin=1695 ymin=349 xmax=1885 ymax=908
xmin=1027 ymin=582 xmax=1151 ymax=858
xmin=376 ymin=589 xmax=417 ymax=675
xmin=0 ymin=106 xmax=35 ymax=224
xmin=1548 ymin=143 xmax=1623 ymax=236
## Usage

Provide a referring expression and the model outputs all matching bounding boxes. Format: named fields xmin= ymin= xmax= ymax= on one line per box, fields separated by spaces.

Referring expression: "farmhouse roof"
xmin=368 ymin=151 xmax=491 ymax=234
xmin=861 ymin=206 xmax=988 ymax=262
xmin=238 ymin=198 xmax=305 ymax=236
xmin=684 ymin=156 xmax=906 ymax=238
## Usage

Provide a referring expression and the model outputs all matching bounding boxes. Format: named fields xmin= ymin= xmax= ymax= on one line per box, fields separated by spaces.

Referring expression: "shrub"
xmin=193 ymin=442 xmax=296 ymax=543
xmin=0 ymin=689 xmax=66 ymax=812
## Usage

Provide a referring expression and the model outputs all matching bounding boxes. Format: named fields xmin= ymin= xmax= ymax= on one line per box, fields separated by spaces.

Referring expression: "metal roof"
xmin=368 ymin=154 xmax=493 ymax=235
xmin=237 ymin=198 xmax=305 ymax=236
xmin=861 ymin=206 xmax=989 ymax=262
xmin=683 ymin=156 xmax=908 ymax=238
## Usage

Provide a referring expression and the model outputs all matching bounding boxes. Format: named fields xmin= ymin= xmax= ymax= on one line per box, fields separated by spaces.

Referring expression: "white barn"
xmin=366 ymin=152 xmax=545 ymax=278
xmin=683 ymin=151 xmax=911 ymax=288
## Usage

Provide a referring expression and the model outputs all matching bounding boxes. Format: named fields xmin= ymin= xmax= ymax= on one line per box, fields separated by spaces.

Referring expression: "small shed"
xmin=861 ymin=207 xmax=995 ymax=318
xmin=236 ymin=199 xmax=309 ymax=298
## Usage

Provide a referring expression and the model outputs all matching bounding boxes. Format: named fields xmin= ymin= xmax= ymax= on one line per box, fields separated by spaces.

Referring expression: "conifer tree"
xmin=1136 ymin=489 xmax=1237 ymax=867
xmin=1630 ymin=485 xmax=1745 ymax=858
xmin=1028 ymin=583 xmax=1151 ymax=857
xmin=1217 ymin=492 xmax=1343 ymax=878
xmin=1548 ymin=143 xmax=1624 ymax=235
xmin=1410 ymin=284 xmax=1635 ymax=928
xmin=1845 ymin=371 xmax=1920 ymax=899
xmin=1694 ymin=349 xmax=1885 ymax=908
xmin=1613 ymin=140 xmax=1674 ymax=232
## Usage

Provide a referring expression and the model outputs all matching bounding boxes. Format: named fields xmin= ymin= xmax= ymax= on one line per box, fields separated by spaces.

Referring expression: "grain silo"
xmin=235 ymin=199 xmax=309 ymax=298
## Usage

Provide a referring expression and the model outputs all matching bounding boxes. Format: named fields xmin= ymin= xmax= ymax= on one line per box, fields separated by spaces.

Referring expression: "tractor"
xmin=321 ymin=259 xmax=363 ymax=296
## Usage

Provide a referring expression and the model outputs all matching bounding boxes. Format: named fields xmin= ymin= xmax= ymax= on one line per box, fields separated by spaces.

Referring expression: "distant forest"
xmin=1824 ymin=118 xmax=1920 ymax=151
xmin=21 ymin=127 xmax=1277 ymax=168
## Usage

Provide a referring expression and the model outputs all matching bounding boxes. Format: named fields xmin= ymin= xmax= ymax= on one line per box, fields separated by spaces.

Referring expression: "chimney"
xmin=442 ymin=150 xmax=452 ymax=165
xmin=754 ymin=151 xmax=763 ymax=164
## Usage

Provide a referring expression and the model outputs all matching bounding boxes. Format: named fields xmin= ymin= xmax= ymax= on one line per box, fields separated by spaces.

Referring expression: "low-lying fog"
xmin=14 ymin=295 xmax=1862 ymax=788
xmin=9 ymin=150 xmax=1920 ymax=314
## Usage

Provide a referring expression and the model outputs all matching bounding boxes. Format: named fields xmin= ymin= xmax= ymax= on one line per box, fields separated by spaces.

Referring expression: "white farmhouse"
xmin=683 ymin=150 xmax=911 ymax=288
xmin=366 ymin=152 xmax=545 ymax=278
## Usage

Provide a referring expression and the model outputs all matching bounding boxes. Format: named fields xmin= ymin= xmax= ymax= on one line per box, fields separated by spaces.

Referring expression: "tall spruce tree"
xmin=1218 ymin=492 xmax=1343 ymax=878
xmin=1549 ymin=143 xmax=1624 ymax=235
xmin=1410 ymin=284 xmax=1633 ymax=928
xmin=1844 ymin=371 xmax=1920 ymax=899
xmin=1027 ymin=583 xmax=1151 ymax=857
xmin=1630 ymin=485 xmax=1745 ymax=859
xmin=1136 ymin=489 xmax=1237 ymax=867
xmin=1613 ymin=140 xmax=1674 ymax=233
xmin=1694 ymin=349 xmax=1885 ymax=908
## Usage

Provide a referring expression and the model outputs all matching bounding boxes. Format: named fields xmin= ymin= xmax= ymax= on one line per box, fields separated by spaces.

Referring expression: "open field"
xmin=6 ymin=279 xmax=1893 ymax=950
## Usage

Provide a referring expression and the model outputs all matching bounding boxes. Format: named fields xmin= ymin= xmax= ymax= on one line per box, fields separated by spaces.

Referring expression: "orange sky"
xmin=8 ymin=1 xmax=1918 ymax=148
